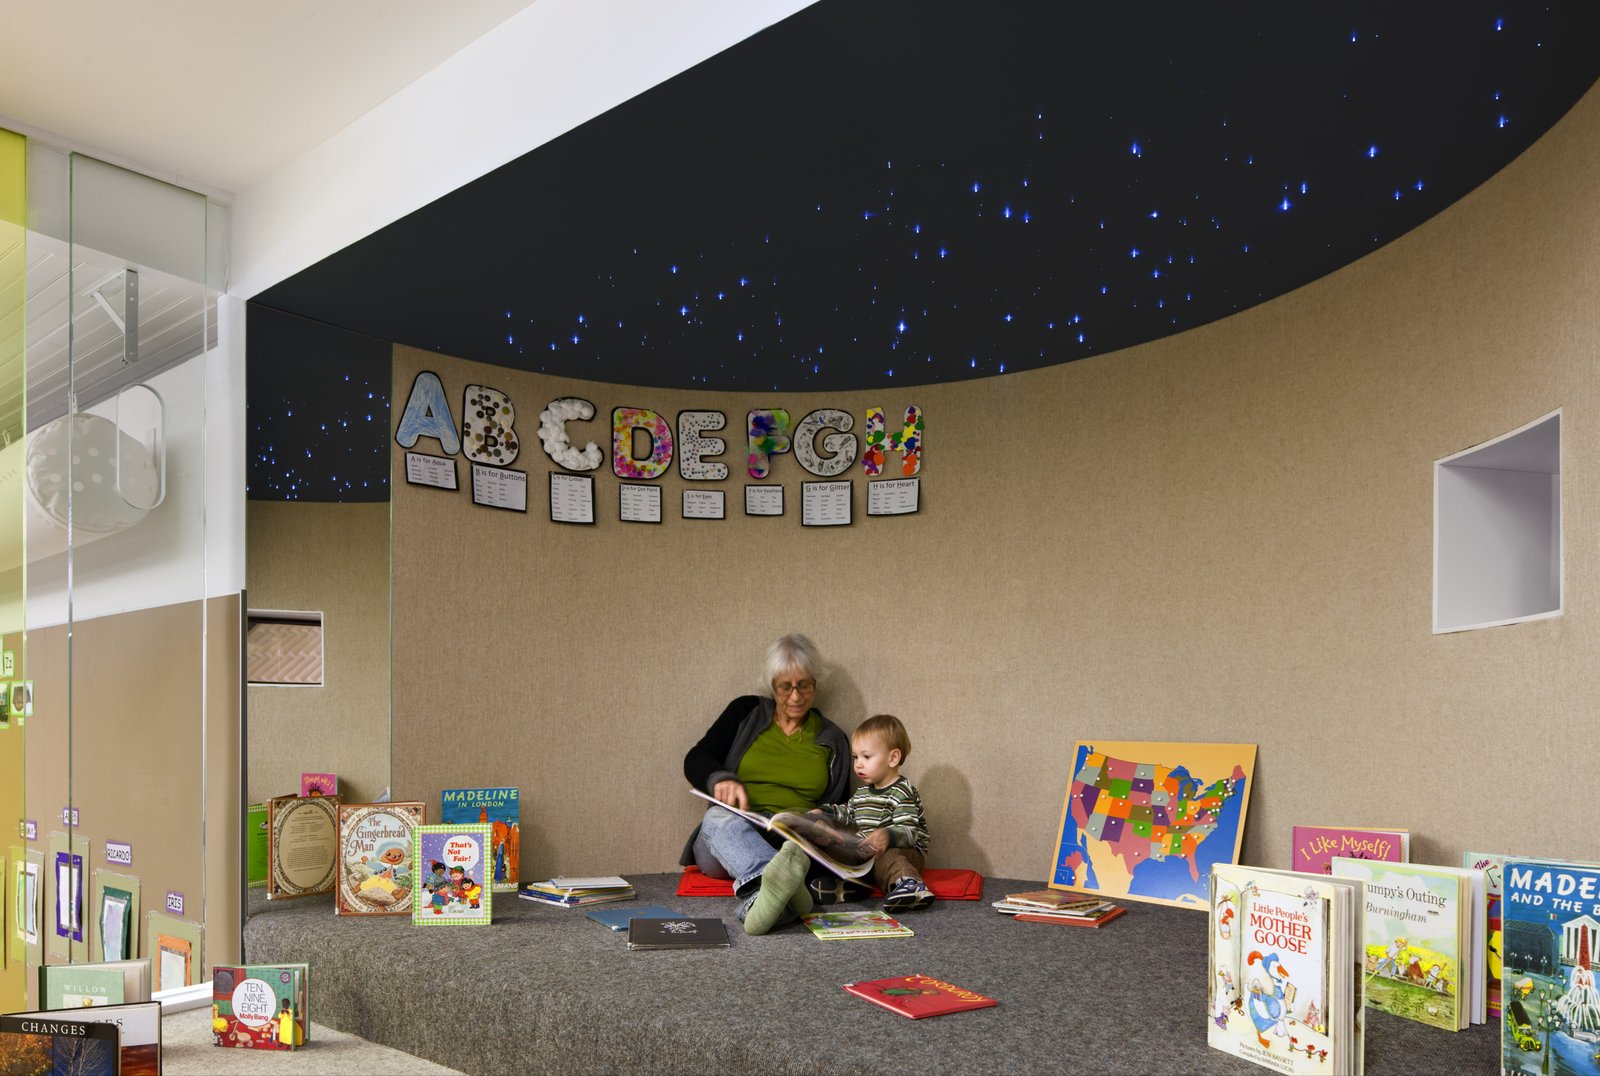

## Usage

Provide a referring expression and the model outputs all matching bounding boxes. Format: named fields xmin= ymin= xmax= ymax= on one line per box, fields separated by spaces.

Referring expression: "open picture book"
xmin=689 ymin=788 xmax=874 ymax=878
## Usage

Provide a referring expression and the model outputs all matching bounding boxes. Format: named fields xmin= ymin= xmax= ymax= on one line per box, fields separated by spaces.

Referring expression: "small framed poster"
xmin=867 ymin=477 xmax=920 ymax=516
xmin=744 ymin=485 xmax=784 ymax=517
xmin=471 ymin=464 xmax=527 ymax=512
xmin=619 ymin=483 xmax=662 ymax=523
xmin=405 ymin=452 xmax=459 ymax=490
xmin=549 ymin=472 xmax=595 ymax=525
xmin=682 ymin=489 xmax=726 ymax=520
xmin=801 ymin=480 xmax=852 ymax=527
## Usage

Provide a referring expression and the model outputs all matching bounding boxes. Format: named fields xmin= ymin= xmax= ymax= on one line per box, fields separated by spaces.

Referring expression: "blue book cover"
xmin=440 ymin=787 xmax=520 ymax=892
xmin=585 ymin=905 xmax=682 ymax=932
xmin=1501 ymin=859 xmax=1600 ymax=1076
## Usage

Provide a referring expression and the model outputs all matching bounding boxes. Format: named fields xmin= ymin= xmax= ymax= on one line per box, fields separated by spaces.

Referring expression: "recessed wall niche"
xmin=1434 ymin=410 xmax=1561 ymax=634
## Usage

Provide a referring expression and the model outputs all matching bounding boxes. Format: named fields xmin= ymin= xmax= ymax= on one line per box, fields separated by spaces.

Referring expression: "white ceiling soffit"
xmin=0 ymin=0 xmax=540 ymax=196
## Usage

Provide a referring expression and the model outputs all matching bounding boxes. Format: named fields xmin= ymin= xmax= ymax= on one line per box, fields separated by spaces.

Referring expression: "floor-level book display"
xmin=241 ymin=873 xmax=1499 ymax=1074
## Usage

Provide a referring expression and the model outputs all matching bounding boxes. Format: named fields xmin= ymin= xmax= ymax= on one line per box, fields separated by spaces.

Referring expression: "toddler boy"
xmin=817 ymin=713 xmax=934 ymax=911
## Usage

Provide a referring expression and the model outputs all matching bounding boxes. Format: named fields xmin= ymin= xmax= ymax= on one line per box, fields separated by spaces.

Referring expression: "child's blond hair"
xmin=853 ymin=713 xmax=911 ymax=762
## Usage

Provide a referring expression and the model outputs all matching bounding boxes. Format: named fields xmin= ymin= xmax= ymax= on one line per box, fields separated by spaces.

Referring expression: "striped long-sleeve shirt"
xmin=818 ymin=776 xmax=929 ymax=852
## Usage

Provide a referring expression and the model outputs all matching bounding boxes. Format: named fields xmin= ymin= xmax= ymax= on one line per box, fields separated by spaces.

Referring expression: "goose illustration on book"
xmin=1246 ymin=950 xmax=1291 ymax=1050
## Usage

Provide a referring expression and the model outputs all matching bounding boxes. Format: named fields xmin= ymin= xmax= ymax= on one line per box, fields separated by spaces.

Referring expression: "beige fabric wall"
xmin=246 ymin=501 xmax=390 ymax=805
xmin=390 ymin=84 xmax=1600 ymax=883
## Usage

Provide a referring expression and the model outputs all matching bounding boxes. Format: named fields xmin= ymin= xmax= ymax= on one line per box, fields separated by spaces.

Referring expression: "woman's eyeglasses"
xmin=774 ymin=680 xmax=816 ymax=696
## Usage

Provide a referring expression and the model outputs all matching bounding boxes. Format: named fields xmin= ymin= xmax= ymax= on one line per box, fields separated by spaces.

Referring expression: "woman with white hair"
xmin=681 ymin=633 xmax=851 ymax=929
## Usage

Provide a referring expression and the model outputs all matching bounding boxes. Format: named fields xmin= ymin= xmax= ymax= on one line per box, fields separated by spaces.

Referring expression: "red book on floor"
xmin=843 ymin=974 xmax=997 ymax=1019
xmin=1014 ymin=906 xmax=1126 ymax=928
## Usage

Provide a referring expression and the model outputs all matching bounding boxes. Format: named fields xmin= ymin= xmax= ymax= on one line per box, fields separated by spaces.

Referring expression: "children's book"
xmin=993 ymin=898 xmax=1116 ymax=918
xmin=1290 ymin=826 xmax=1409 ymax=875
xmin=1016 ymin=906 xmax=1127 ymax=928
xmin=1462 ymin=851 xmax=1507 ymax=1017
xmin=999 ymin=888 xmax=1106 ymax=912
xmin=440 ymin=787 xmax=520 ymax=892
xmin=800 ymin=910 xmax=914 ymax=940
xmin=688 ymin=788 xmax=873 ymax=878
xmin=1209 ymin=863 xmax=1365 ymax=1075
xmin=39 ymin=958 xmax=151 ymax=1008
xmin=843 ymin=975 xmax=997 ymax=1019
xmin=585 ymin=905 xmax=682 ymax=932
xmin=336 ymin=802 xmax=425 ymax=916
xmin=412 ymin=824 xmax=493 ymax=926
xmin=9 ymin=1001 xmax=162 ymax=1074
xmin=1050 ymin=740 xmax=1256 ymax=909
xmin=299 ymin=772 xmax=338 ymax=798
xmin=521 ymin=878 xmax=637 ymax=907
xmin=1499 ymin=858 xmax=1600 ymax=1076
xmin=211 ymin=963 xmax=309 ymax=1051
xmin=626 ymin=917 xmax=730 ymax=950
xmin=265 ymin=793 xmax=340 ymax=900
xmin=0 ymin=1012 xmax=121 ymax=1073
xmin=1330 ymin=856 xmax=1484 ymax=1031
xmin=246 ymin=802 xmax=269 ymax=888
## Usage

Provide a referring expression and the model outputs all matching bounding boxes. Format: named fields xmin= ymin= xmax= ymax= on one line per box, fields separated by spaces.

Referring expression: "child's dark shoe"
xmin=882 ymin=876 xmax=935 ymax=911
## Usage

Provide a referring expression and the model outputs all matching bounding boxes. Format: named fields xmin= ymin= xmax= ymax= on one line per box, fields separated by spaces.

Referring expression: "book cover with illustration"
xmin=1290 ymin=826 xmax=1409 ymax=875
xmin=1330 ymin=857 xmax=1467 ymax=1032
xmin=626 ymin=917 xmax=731 ymax=950
xmin=843 ymin=974 xmax=997 ymax=1019
xmin=800 ymin=910 xmax=914 ymax=940
xmin=1208 ymin=863 xmax=1364 ymax=1075
xmin=412 ymin=825 xmax=493 ymax=926
xmin=39 ymin=964 xmax=124 ymax=1008
xmin=1050 ymin=740 xmax=1255 ymax=909
xmin=299 ymin=773 xmax=338 ymax=798
xmin=1500 ymin=858 xmax=1600 ymax=1076
xmin=0 ymin=1013 xmax=121 ymax=1074
xmin=440 ymin=787 xmax=521 ymax=892
xmin=246 ymin=802 xmax=269 ymax=887
xmin=266 ymin=793 xmax=340 ymax=900
xmin=211 ymin=964 xmax=309 ymax=1051
xmin=8 ymin=1001 xmax=162 ymax=1075
xmin=336 ymin=802 xmax=425 ymax=916
xmin=1462 ymin=851 xmax=1507 ymax=1018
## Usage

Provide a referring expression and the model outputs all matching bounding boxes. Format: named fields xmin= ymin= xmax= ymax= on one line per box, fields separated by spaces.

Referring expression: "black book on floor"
xmin=626 ymin=917 xmax=731 ymax=950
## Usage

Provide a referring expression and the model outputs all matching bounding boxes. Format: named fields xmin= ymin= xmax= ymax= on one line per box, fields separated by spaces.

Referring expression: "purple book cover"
xmin=1290 ymin=825 xmax=1407 ymax=874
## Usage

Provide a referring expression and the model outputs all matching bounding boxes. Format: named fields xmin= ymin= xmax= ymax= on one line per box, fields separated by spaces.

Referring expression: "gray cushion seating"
xmin=244 ymin=873 xmax=1498 ymax=1074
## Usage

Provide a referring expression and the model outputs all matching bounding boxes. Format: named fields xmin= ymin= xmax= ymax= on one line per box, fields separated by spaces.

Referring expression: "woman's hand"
xmin=864 ymin=828 xmax=891 ymax=854
xmin=712 ymin=779 xmax=750 ymax=811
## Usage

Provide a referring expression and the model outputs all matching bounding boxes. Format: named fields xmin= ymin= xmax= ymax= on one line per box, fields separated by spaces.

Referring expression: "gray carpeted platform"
xmin=245 ymin=874 xmax=1498 ymax=1075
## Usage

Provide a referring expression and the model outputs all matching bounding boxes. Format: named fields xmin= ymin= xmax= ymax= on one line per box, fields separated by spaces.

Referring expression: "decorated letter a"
xmin=863 ymin=405 xmax=923 ymax=477
xmin=395 ymin=371 xmax=460 ymax=454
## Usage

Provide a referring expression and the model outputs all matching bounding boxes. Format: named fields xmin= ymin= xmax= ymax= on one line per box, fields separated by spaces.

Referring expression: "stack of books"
xmin=519 ymin=875 xmax=635 ymax=907
xmin=991 ymin=888 xmax=1125 ymax=927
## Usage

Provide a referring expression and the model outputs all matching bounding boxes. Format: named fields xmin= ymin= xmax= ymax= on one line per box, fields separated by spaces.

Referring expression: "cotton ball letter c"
xmin=539 ymin=397 xmax=603 ymax=471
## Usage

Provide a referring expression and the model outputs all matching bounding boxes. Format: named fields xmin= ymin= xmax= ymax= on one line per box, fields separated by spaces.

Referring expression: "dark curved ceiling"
xmin=247 ymin=0 xmax=1600 ymax=498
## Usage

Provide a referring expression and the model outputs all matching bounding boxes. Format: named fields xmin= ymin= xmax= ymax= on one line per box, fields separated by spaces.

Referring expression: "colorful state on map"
xmin=1051 ymin=740 xmax=1256 ymax=908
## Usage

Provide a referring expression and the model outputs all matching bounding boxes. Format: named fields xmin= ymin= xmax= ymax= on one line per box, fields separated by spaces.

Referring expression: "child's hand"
xmin=864 ymin=828 xmax=891 ymax=854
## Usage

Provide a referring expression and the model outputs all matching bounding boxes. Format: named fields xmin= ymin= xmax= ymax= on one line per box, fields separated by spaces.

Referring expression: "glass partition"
xmin=13 ymin=142 xmax=225 ymax=1007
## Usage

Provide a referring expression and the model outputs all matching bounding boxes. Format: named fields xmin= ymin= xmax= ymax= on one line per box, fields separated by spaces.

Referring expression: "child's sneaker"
xmin=881 ymin=876 xmax=935 ymax=912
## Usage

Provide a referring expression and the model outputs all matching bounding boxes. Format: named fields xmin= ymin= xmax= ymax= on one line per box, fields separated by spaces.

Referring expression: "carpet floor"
xmin=244 ymin=873 xmax=1499 ymax=1075
xmin=162 ymin=1005 xmax=462 ymax=1074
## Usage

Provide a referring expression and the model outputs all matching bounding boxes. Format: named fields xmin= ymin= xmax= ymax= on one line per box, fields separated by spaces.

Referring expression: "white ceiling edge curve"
xmin=230 ymin=0 xmax=816 ymax=300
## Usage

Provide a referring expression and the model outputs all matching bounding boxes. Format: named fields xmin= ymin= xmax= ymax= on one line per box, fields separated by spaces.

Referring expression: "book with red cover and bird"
xmin=843 ymin=974 xmax=996 ymax=1018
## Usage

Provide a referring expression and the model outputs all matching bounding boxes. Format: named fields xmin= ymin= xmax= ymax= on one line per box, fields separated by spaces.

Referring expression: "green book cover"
xmin=1332 ymin=857 xmax=1465 ymax=1031
xmin=247 ymin=802 xmax=269 ymax=887
xmin=40 ymin=964 xmax=125 ymax=1008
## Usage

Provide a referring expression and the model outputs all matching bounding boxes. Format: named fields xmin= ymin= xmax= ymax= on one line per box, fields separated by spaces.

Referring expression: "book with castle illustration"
xmin=1050 ymin=740 xmax=1256 ymax=909
xmin=1499 ymin=858 xmax=1600 ymax=1076
xmin=688 ymin=788 xmax=874 ymax=878
xmin=1330 ymin=857 xmax=1486 ymax=1031
xmin=1290 ymin=826 xmax=1409 ymax=875
xmin=336 ymin=802 xmax=426 ymax=916
xmin=440 ymin=787 xmax=520 ymax=892
xmin=1208 ymin=863 xmax=1365 ymax=1075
